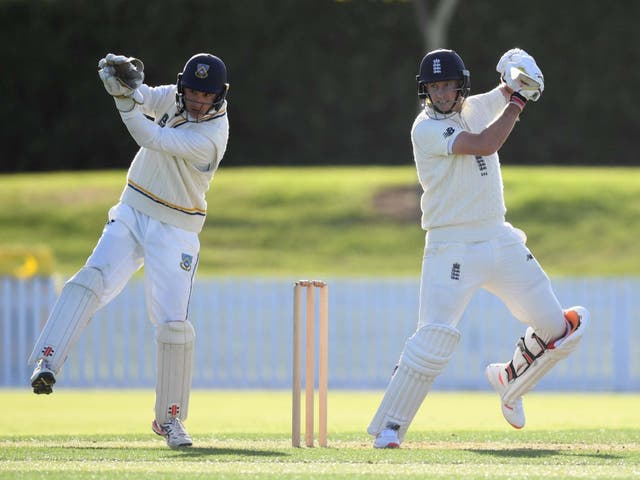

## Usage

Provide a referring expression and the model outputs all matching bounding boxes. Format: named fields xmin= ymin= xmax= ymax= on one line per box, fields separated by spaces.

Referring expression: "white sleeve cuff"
xmin=447 ymin=130 xmax=462 ymax=155
xmin=114 ymin=96 xmax=137 ymax=113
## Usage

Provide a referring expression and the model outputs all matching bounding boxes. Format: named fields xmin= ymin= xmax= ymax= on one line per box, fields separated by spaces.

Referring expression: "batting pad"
xmin=155 ymin=321 xmax=195 ymax=424
xmin=28 ymin=267 xmax=104 ymax=372
xmin=502 ymin=306 xmax=589 ymax=405
xmin=367 ymin=323 xmax=460 ymax=441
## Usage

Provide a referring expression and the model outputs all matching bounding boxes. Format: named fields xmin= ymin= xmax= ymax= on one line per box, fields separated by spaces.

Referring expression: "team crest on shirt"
xmin=180 ymin=253 xmax=193 ymax=271
xmin=195 ymin=63 xmax=210 ymax=79
xmin=442 ymin=127 xmax=455 ymax=138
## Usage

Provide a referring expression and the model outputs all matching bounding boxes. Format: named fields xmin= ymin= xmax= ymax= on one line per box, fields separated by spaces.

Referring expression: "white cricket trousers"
xmin=85 ymin=203 xmax=200 ymax=325
xmin=418 ymin=224 xmax=566 ymax=343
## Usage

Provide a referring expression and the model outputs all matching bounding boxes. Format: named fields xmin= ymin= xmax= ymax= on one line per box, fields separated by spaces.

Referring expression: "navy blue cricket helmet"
xmin=176 ymin=53 xmax=229 ymax=114
xmin=416 ymin=49 xmax=470 ymax=116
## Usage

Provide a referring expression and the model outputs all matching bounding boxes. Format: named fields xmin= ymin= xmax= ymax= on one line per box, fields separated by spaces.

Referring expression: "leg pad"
xmin=155 ymin=321 xmax=195 ymax=424
xmin=367 ymin=323 xmax=460 ymax=441
xmin=502 ymin=307 xmax=589 ymax=404
xmin=28 ymin=267 xmax=104 ymax=372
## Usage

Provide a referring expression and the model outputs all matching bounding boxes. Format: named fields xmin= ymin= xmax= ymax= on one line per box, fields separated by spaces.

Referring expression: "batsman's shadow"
xmin=175 ymin=447 xmax=285 ymax=458
xmin=468 ymin=448 xmax=622 ymax=460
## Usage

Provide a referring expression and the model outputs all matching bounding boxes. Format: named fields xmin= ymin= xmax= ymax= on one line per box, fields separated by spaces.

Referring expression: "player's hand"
xmin=98 ymin=64 xmax=128 ymax=96
xmin=496 ymin=48 xmax=529 ymax=78
xmin=98 ymin=53 xmax=144 ymax=107
xmin=503 ymin=58 xmax=544 ymax=102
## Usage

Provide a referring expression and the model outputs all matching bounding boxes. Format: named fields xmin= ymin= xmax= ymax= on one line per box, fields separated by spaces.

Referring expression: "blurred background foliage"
xmin=1 ymin=0 xmax=638 ymax=172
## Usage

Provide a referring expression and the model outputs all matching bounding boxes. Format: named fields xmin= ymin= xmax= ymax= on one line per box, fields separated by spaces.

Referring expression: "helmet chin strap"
xmin=431 ymin=90 xmax=462 ymax=114
xmin=178 ymin=94 xmax=217 ymax=123
xmin=425 ymin=91 xmax=463 ymax=120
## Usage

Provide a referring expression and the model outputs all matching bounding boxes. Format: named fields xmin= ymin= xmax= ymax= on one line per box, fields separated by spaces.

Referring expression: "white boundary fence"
xmin=1 ymin=276 xmax=638 ymax=391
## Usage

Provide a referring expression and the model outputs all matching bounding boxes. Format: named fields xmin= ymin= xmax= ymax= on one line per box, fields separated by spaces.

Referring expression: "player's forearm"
xmin=119 ymin=109 xmax=158 ymax=147
xmin=119 ymin=109 xmax=217 ymax=168
xmin=479 ymin=103 xmax=522 ymax=154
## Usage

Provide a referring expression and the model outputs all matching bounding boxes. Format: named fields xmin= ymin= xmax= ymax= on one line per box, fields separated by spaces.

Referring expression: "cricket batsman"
xmin=367 ymin=48 xmax=589 ymax=448
xmin=28 ymin=52 xmax=230 ymax=448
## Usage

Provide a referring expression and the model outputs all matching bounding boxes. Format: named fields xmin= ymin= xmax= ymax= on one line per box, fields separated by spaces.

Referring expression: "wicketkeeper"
xmin=28 ymin=52 xmax=230 ymax=448
xmin=368 ymin=48 xmax=589 ymax=448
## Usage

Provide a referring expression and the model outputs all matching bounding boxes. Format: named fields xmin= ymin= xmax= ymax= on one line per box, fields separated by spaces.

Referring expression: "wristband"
xmin=509 ymin=91 xmax=527 ymax=111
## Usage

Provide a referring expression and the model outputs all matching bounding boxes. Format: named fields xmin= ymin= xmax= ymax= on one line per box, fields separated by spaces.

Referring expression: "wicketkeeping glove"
xmin=98 ymin=53 xmax=145 ymax=109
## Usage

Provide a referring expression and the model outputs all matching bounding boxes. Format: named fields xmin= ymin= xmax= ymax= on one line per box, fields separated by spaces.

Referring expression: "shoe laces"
xmin=164 ymin=418 xmax=189 ymax=438
xmin=384 ymin=422 xmax=400 ymax=432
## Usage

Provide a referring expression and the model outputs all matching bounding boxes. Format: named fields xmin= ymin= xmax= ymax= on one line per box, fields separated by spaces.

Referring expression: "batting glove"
xmin=502 ymin=57 xmax=544 ymax=102
xmin=496 ymin=48 xmax=530 ymax=78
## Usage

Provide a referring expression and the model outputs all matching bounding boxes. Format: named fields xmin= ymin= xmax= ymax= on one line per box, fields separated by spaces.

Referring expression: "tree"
xmin=414 ymin=0 xmax=460 ymax=50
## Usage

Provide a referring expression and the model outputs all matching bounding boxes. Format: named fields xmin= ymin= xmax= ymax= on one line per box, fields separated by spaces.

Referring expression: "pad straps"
xmin=505 ymin=331 xmax=547 ymax=382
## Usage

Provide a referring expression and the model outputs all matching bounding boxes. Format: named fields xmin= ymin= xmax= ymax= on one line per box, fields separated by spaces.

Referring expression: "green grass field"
xmin=2 ymin=166 xmax=640 ymax=277
xmin=3 ymin=167 xmax=639 ymax=477
xmin=2 ymin=390 xmax=639 ymax=479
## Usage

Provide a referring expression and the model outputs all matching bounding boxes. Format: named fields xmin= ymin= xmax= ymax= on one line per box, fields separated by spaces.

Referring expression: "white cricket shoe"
xmin=485 ymin=363 xmax=525 ymax=429
xmin=373 ymin=426 xmax=401 ymax=449
xmin=30 ymin=359 xmax=56 ymax=395
xmin=152 ymin=418 xmax=193 ymax=448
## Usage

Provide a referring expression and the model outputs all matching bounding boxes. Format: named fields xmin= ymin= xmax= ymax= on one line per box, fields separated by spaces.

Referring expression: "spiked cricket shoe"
xmin=485 ymin=363 xmax=525 ymax=429
xmin=152 ymin=418 xmax=193 ymax=448
xmin=373 ymin=426 xmax=401 ymax=449
xmin=30 ymin=359 xmax=56 ymax=395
